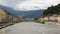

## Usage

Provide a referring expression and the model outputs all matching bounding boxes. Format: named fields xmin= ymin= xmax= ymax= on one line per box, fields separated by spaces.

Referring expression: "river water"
xmin=0 ymin=22 xmax=60 ymax=34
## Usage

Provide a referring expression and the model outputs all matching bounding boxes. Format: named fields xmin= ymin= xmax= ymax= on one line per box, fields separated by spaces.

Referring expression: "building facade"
xmin=40 ymin=14 xmax=60 ymax=22
xmin=0 ymin=8 xmax=13 ymax=23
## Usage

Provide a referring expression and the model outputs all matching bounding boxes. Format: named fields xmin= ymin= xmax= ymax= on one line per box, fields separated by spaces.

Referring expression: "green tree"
xmin=43 ymin=4 xmax=60 ymax=16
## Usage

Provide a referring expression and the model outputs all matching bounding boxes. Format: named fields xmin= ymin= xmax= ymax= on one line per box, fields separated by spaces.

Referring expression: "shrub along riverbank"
xmin=35 ymin=19 xmax=45 ymax=24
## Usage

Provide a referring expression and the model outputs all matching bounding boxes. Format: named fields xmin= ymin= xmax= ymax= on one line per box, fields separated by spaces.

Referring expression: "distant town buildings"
xmin=18 ymin=16 xmax=23 ymax=21
xmin=40 ymin=14 xmax=60 ymax=23
xmin=25 ymin=18 xmax=34 ymax=21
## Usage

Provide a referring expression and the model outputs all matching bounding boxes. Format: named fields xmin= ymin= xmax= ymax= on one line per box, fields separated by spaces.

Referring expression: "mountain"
xmin=0 ymin=5 xmax=17 ymax=16
xmin=0 ymin=5 xmax=44 ymax=18
xmin=16 ymin=10 xmax=44 ymax=18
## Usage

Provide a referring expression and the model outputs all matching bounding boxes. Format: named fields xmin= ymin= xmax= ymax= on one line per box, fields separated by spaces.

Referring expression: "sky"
xmin=0 ymin=0 xmax=60 ymax=11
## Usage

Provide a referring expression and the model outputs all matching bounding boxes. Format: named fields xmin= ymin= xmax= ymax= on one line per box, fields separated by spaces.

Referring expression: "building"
xmin=57 ymin=15 xmax=60 ymax=22
xmin=40 ymin=14 xmax=60 ymax=22
xmin=18 ymin=16 xmax=23 ymax=21
xmin=0 ymin=8 xmax=13 ymax=23
xmin=40 ymin=16 xmax=48 ymax=22
xmin=48 ymin=14 xmax=58 ymax=22
xmin=25 ymin=18 xmax=34 ymax=21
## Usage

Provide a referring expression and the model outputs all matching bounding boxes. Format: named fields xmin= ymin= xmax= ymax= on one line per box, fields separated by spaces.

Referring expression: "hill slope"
xmin=43 ymin=4 xmax=60 ymax=16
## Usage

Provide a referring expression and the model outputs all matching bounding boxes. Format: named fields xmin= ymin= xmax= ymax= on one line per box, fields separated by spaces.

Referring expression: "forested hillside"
xmin=43 ymin=4 xmax=60 ymax=16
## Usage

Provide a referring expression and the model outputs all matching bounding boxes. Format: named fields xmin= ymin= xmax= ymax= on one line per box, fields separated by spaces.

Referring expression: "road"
xmin=0 ymin=22 xmax=60 ymax=34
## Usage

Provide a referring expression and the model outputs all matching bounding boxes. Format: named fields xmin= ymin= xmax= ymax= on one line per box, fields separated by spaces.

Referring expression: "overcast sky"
xmin=0 ymin=0 xmax=60 ymax=11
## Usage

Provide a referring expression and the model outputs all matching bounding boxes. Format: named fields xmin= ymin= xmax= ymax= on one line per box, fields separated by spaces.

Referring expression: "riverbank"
xmin=0 ymin=21 xmax=20 ymax=29
xmin=0 ymin=22 xmax=14 ymax=29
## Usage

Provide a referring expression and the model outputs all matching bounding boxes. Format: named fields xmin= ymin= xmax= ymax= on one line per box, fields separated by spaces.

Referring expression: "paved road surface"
xmin=0 ymin=22 xmax=60 ymax=34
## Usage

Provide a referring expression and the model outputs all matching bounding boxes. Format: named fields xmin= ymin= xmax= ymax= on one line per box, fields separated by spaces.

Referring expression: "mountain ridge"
xmin=0 ymin=5 xmax=44 ymax=18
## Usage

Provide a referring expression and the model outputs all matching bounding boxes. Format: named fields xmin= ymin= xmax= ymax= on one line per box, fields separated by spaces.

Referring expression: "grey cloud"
xmin=0 ymin=0 xmax=28 ymax=10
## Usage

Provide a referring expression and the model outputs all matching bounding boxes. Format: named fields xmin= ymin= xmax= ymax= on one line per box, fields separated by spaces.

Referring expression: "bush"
xmin=35 ymin=19 xmax=45 ymax=24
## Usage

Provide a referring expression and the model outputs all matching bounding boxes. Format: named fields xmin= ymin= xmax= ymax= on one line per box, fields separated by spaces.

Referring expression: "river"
xmin=0 ymin=22 xmax=60 ymax=34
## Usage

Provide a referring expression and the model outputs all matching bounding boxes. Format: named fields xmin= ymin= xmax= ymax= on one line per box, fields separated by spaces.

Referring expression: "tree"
xmin=43 ymin=4 xmax=60 ymax=16
xmin=34 ymin=18 xmax=38 ymax=20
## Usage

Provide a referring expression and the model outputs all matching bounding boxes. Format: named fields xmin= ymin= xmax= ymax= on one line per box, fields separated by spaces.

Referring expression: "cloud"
xmin=0 ymin=0 xmax=28 ymax=9
xmin=18 ymin=0 xmax=60 ymax=10
xmin=0 ymin=0 xmax=60 ymax=11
